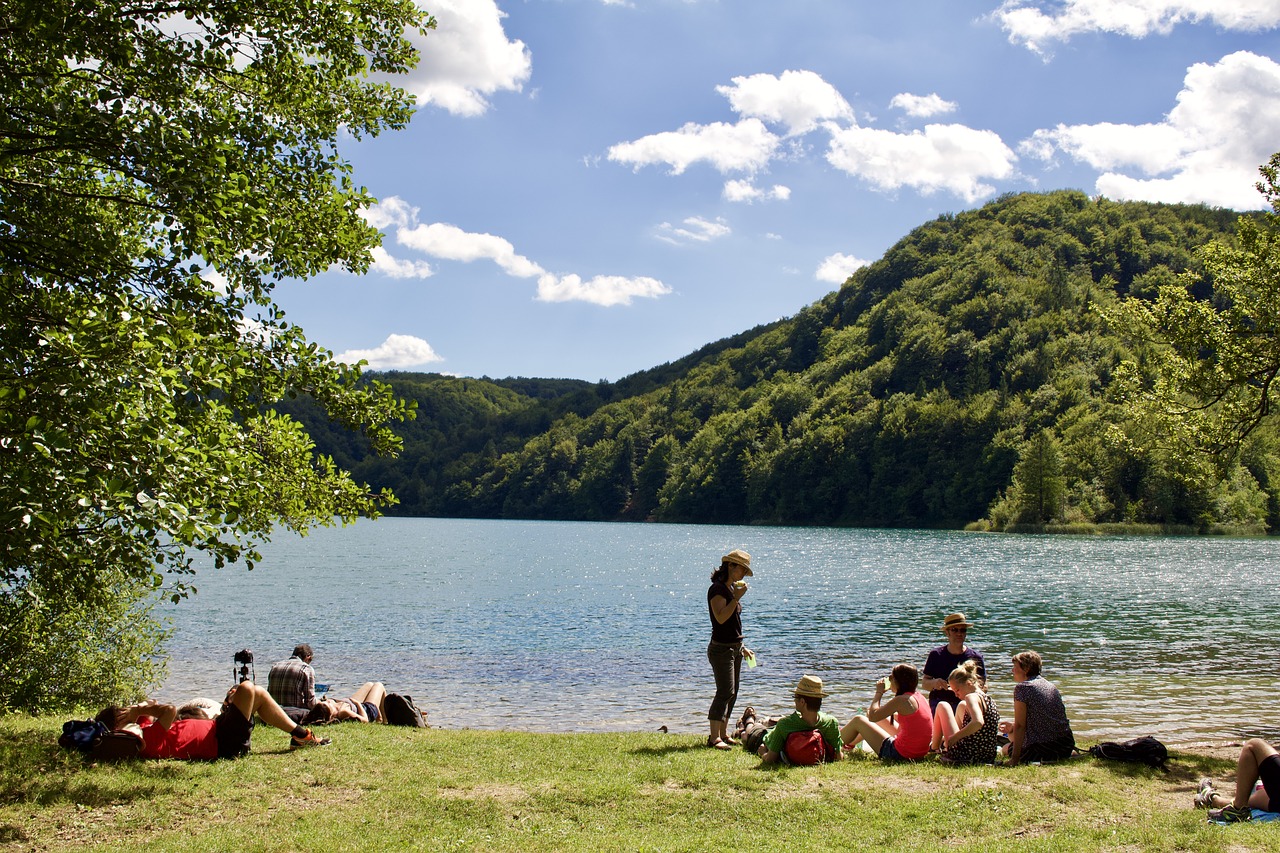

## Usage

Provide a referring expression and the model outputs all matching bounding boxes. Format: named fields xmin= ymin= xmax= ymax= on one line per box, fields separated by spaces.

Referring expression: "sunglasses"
xmin=948 ymin=627 xmax=968 ymax=634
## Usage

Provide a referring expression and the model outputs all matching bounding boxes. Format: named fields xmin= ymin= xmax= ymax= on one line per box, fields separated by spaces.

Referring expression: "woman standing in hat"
xmin=921 ymin=612 xmax=985 ymax=713
xmin=706 ymin=549 xmax=754 ymax=750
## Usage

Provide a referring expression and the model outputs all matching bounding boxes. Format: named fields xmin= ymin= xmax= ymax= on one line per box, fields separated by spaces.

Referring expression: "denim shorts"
xmin=879 ymin=736 xmax=908 ymax=762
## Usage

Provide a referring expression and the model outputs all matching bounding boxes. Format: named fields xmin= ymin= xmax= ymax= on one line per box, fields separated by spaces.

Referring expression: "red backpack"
xmin=784 ymin=729 xmax=833 ymax=765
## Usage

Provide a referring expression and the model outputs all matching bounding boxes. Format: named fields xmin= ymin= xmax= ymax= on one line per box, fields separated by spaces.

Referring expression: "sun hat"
xmin=793 ymin=674 xmax=830 ymax=698
xmin=721 ymin=549 xmax=753 ymax=576
xmin=941 ymin=612 xmax=974 ymax=633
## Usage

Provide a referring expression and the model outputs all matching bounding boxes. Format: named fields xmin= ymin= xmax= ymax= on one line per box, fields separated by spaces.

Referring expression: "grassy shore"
xmin=0 ymin=715 xmax=1269 ymax=852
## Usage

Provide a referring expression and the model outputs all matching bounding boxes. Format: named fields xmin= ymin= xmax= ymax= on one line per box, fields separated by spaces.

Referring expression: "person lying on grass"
xmin=739 ymin=675 xmax=843 ymax=765
xmin=303 ymin=681 xmax=388 ymax=724
xmin=1194 ymin=738 xmax=1280 ymax=823
xmin=96 ymin=681 xmax=331 ymax=761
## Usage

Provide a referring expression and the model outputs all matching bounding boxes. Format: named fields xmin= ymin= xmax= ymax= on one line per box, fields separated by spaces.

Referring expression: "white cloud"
xmin=1021 ymin=51 xmax=1280 ymax=208
xmin=369 ymin=246 xmax=434 ymax=279
xmin=890 ymin=92 xmax=958 ymax=118
xmin=716 ymin=70 xmax=855 ymax=136
xmin=825 ymin=124 xmax=1018 ymax=202
xmin=996 ymin=0 xmax=1280 ymax=53
xmin=656 ymin=216 xmax=732 ymax=245
xmin=335 ymin=334 xmax=444 ymax=370
xmin=607 ymin=119 xmax=780 ymax=175
xmin=358 ymin=197 xmax=672 ymax=306
xmin=399 ymin=0 xmax=532 ymax=116
xmin=362 ymin=197 xmax=419 ymax=230
xmin=815 ymin=253 xmax=872 ymax=283
xmin=397 ymin=222 xmax=544 ymax=278
xmin=536 ymin=274 xmax=672 ymax=306
xmin=723 ymin=179 xmax=791 ymax=203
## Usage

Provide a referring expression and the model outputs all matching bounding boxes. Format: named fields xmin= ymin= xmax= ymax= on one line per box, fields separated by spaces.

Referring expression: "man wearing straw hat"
xmin=922 ymin=613 xmax=986 ymax=712
xmin=740 ymin=675 xmax=843 ymax=765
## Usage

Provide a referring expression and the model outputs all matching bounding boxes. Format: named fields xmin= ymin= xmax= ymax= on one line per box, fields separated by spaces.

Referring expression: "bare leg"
xmin=840 ymin=715 xmax=891 ymax=754
xmin=349 ymin=682 xmax=388 ymax=722
xmin=227 ymin=682 xmax=306 ymax=735
xmin=932 ymin=702 xmax=960 ymax=751
xmin=1231 ymin=738 xmax=1279 ymax=809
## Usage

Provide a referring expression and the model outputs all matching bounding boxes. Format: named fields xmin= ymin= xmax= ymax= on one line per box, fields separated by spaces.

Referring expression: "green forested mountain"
xmin=302 ymin=190 xmax=1279 ymax=532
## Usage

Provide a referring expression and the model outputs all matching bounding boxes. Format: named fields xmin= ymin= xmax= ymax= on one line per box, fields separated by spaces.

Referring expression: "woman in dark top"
xmin=1000 ymin=650 xmax=1075 ymax=764
xmin=706 ymin=549 xmax=754 ymax=750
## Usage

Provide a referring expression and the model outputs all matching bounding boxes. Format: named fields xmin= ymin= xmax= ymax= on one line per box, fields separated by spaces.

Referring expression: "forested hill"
xmin=297 ymin=190 xmax=1280 ymax=531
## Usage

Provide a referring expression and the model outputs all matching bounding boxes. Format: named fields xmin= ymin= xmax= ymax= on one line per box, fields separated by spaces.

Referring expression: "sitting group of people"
xmin=94 ymin=642 xmax=393 ymax=762
xmin=716 ymin=609 xmax=1076 ymax=769
xmin=265 ymin=643 xmax=390 ymax=726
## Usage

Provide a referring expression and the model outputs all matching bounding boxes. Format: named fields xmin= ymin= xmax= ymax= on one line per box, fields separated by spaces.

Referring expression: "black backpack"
xmin=384 ymin=693 xmax=428 ymax=727
xmin=59 ymin=719 xmax=143 ymax=761
xmin=1089 ymin=736 xmax=1168 ymax=769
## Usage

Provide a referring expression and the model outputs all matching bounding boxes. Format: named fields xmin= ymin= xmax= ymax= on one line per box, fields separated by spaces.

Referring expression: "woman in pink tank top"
xmin=839 ymin=664 xmax=933 ymax=761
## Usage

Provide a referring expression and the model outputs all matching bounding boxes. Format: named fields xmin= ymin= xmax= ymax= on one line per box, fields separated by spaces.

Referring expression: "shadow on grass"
xmin=0 ymin=724 xmax=212 ymax=809
xmin=628 ymin=742 xmax=723 ymax=757
xmin=1081 ymin=750 xmax=1237 ymax=787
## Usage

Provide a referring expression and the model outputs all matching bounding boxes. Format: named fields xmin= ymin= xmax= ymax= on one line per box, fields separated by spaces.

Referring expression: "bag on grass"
xmin=59 ymin=720 xmax=108 ymax=753
xmin=90 ymin=730 xmax=144 ymax=762
xmin=384 ymin=693 xmax=429 ymax=727
xmin=783 ymin=729 xmax=833 ymax=765
xmin=59 ymin=719 xmax=143 ymax=761
xmin=1088 ymin=736 xmax=1168 ymax=769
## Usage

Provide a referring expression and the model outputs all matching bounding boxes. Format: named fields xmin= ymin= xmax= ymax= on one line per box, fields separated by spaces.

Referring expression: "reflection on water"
xmin=157 ymin=518 xmax=1280 ymax=744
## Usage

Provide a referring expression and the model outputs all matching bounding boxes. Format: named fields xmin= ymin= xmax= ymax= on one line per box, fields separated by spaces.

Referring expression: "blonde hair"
xmin=948 ymin=659 xmax=985 ymax=691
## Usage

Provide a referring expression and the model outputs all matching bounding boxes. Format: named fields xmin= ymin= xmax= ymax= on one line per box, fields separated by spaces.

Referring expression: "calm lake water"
xmin=156 ymin=517 xmax=1280 ymax=744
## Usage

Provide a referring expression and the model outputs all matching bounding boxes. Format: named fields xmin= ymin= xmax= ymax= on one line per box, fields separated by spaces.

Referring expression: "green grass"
xmin=0 ymin=715 xmax=1275 ymax=852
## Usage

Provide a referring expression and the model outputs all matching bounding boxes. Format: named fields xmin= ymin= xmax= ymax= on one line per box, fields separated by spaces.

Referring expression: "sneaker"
xmin=1209 ymin=804 xmax=1253 ymax=823
xmin=1194 ymin=778 xmax=1218 ymax=809
xmin=290 ymin=729 xmax=332 ymax=749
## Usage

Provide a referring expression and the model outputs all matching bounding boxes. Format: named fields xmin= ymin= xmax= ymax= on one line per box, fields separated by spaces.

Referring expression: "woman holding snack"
xmin=706 ymin=548 xmax=754 ymax=750
xmin=839 ymin=663 xmax=933 ymax=762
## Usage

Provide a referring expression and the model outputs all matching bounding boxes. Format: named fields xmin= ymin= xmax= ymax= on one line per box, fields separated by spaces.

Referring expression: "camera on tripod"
xmin=233 ymin=649 xmax=255 ymax=683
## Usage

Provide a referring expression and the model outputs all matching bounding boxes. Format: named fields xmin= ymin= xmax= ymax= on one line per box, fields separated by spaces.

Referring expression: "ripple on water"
xmin=157 ymin=520 xmax=1280 ymax=742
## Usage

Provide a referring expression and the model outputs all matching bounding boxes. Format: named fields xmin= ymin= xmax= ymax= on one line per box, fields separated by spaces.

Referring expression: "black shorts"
xmin=1022 ymin=733 xmax=1076 ymax=763
xmin=1260 ymin=753 xmax=1280 ymax=812
xmin=214 ymin=706 xmax=255 ymax=759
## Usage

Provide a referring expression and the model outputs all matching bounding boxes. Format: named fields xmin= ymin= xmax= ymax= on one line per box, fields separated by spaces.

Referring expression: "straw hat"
xmin=941 ymin=612 xmax=974 ymax=633
xmin=793 ymin=674 xmax=830 ymax=698
xmin=721 ymin=549 xmax=753 ymax=576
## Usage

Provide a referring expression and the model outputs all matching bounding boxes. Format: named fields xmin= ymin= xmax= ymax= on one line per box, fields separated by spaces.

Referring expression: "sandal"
xmin=707 ymin=737 xmax=732 ymax=751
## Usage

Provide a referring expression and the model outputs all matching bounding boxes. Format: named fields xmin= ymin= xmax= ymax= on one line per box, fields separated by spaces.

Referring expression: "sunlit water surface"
xmin=156 ymin=518 xmax=1280 ymax=744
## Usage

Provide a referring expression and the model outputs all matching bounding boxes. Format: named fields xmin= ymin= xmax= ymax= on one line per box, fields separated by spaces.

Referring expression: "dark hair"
xmin=302 ymin=701 xmax=333 ymax=725
xmin=891 ymin=664 xmax=919 ymax=695
xmin=797 ymin=694 xmax=822 ymax=712
xmin=293 ymin=644 xmax=313 ymax=660
xmin=95 ymin=706 xmax=122 ymax=728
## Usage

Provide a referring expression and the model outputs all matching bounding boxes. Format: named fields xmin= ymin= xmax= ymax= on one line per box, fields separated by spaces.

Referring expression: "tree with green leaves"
xmin=1110 ymin=154 xmax=1280 ymax=465
xmin=0 ymin=0 xmax=430 ymax=711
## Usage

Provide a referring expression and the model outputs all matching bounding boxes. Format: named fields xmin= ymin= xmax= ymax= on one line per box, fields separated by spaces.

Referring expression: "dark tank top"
xmin=707 ymin=580 xmax=742 ymax=643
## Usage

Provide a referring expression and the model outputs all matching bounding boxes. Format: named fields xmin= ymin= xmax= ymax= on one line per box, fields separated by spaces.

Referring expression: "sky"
xmin=274 ymin=0 xmax=1280 ymax=382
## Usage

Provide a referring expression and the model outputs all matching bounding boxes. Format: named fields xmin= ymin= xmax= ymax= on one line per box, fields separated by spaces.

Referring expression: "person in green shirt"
xmin=740 ymin=675 xmax=843 ymax=764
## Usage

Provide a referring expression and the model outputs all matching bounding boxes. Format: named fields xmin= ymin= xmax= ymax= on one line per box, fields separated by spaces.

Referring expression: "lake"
xmin=155 ymin=517 xmax=1280 ymax=744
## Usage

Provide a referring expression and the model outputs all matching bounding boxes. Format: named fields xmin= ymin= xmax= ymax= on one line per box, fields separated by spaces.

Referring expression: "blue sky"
xmin=274 ymin=0 xmax=1280 ymax=382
